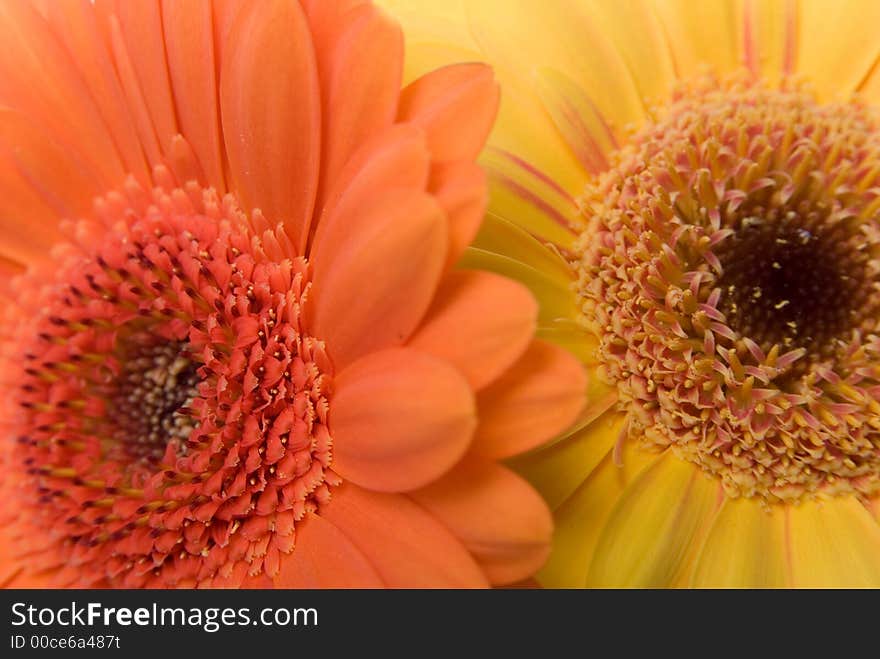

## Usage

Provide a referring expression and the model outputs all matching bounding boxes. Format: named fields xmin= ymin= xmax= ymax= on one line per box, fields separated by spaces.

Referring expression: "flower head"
xmin=580 ymin=77 xmax=880 ymax=503
xmin=384 ymin=0 xmax=880 ymax=586
xmin=0 ymin=0 xmax=585 ymax=588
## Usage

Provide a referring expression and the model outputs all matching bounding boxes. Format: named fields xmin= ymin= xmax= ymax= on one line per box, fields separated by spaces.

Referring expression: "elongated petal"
xmin=331 ymin=348 xmax=476 ymax=492
xmin=311 ymin=190 xmax=447 ymax=369
xmin=411 ymin=459 xmax=552 ymax=585
xmin=587 ymin=451 xmax=721 ymax=587
xmin=787 ymin=497 xmax=880 ymax=587
xmin=464 ymin=0 xmax=645 ymax=137
xmin=273 ymin=513 xmax=383 ymax=588
xmin=861 ymin=66 xmax=880 ymax=106
xmin=742 ymin=0 xmax=795 ymax=84
xmin=653 ymin=0 xmax=742 ymax=78
xmin=44 ymin=0 xmax=149 ymax=184
xmin=212 ymin=0 xmax=248 ymax=68
xmin=313 ymin=123 xmax=430 ymax=248
xmin=112 ymin=0 xmax=179 ymax=155
xmin=408 ymin=270 xmax=537 ymax=390
xmin=430 ymin=161 xmax=487 ymax=268
xmin=691 ymin=497 xmax=790 ymax=587
xmin=398 ymin=62 xmax=499 ymax=163
xmin=533 ymin=67 xmax=618 ymax=176
xmin=578 ymin=0 xmax=677 ymax=104
xmin=473 ymin=340 xmax=586 ymax=458
xmin=0 ymin=153 xmax=65 ymax=265
xmin=539 ymin=439 xmax=655 ymax=587
xmin=322 ymin=484 xmax=488 ymax=587
xmin=308 ymin=2 xmax=403 ymax=205
xmin=162 ymin=0 xmax=226 ymax=190
xmin=0 ymin=0 xmax=124 ymax=187
xmin=0 ymin=108 xmax=103 ymax=218
xmin=105 ymin=13 xmax=163 ymax=166
xmin=482 ymin=146 xmax=580 ymax=248
xmin=474 ymin=213 xmax=574 ymax=285
xmin=458 ymin=248 xmax=579 ymax=325
xmin=510 ymin=410 xmax=624 ymax=511
xmin=798 ymin=0 xmax=880 ymax=100
xmin=221 ymin=0 xmax=321 ymax=251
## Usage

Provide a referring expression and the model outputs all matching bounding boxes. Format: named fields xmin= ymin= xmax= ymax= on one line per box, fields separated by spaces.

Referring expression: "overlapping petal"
xmin=0 ymin=0 xmax=585 ymax=590
xmin=380 ymin=0 xmax=880 ymax=590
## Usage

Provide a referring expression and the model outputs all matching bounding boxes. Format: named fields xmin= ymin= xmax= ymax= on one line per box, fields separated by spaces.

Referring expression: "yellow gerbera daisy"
xmin=380 ymin=0 xmax=880 ymax=587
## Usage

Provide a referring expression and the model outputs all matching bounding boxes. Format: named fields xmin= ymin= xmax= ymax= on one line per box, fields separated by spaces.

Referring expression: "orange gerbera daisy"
xmin=0 ymin=0 xmax=585 ymax=588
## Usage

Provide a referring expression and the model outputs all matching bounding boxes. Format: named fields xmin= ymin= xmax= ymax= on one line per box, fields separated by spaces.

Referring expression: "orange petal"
xmin=430 ymin=161 xmax=488 ymax=268
xmin=313 ymin=123 xmax=430 ymax=244
xmin=322 ymin=484 xmax=488 ymax=587
xmin=220 ymin=0 xmax=321 ymax=251
xmin=0 ymin=152 xmax=65 ymax=266
xmin=311 ymin=189 xmax=447 ymax=369
xmin=105 ymin=13 xmax=163 ymax=167
xmin=162 ymin=0 xmax=226 ymax=191
xmin=273 ymin=513 xmax=383 ymax=588
xmin=397 ymin=62 xmax=499 ymax=163
xmin=112 ymin=0 xmax=179 ymax=156
xmin=408 ymin=270 xmax=537 ymax=390
xmin=300 ymin=0 xmax=367 ymax=35
xmin=411 ymin=458 xmax=552 ymax=585
xmin=0 ymin=108 xmax=103 ymax=219
xmin=167 ymin=135 xmax=207 ymax=188
xmin=472 ymin=339 xmax=586 ymax=459
xmin=331 ymin=348 xmax=476 ymax=492
xmin=0 ymin=254 xmax=25 ymax=290
xmin=44 ymin=0 xmax=150 ymax=185
xmin=0 ymin=0 xmax=124 ymax=188
xmin=212 ymin=0 xmax=248 ymax=70
xmin=308 ymin=2 xmax=403 ymax=207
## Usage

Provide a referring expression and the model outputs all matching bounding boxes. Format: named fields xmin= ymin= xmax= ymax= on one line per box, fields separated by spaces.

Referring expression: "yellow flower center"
xmin=577 ymin=76 xmax=880 ymax=503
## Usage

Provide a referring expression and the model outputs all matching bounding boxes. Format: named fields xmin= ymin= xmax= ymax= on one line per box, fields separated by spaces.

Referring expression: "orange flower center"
xmin=4 ymin=182 xmax=336 ymax=587
xmin=577 ymin=77 xmax=880 ymax=503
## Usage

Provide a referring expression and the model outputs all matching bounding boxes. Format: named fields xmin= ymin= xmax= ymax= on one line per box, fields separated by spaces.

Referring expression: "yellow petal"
xmin=534 ymin=66 xmax=618 ymax=176
xmin=578 ymin=0 xmax=677 ymax=106
xmin=742 ymin=0 xmax=795 ymax=84
xmin=797 ymin=0 xmax=880 ymax=100
xmin=691 ymin=496 xmax=790 ymax=587
xmin=587 ymin=450 xmax=722 ymax=587
xmin=488 ymin=70 xmax=590 ymax=214
xmin=511 ymin=409 xmax=624 ymax=511
xmin=474 ymin=212 xmax=574 ymax=285
xmin=458 ymin=247 xmax=579 ymax=324
xmin=654 ymin=0 xmax=743 ymax=78
xmin=381 ymin=0 xmax=588 ymax=205
xmin=481 ymin=146 xmax=580 ymax=248
xmin=866 ymin=494 xmax=880 ymax=523
xmin=860 ymin=64 xmax=880 ymax=106
xmin=787 ymin=496 xmax=880 ymax=587
xmin=536 ymin=321 xmax=601 ymax=367
xmin=378 ymin=0 xmax=477 ymax=77
xmin=464 ymin=0 xmax=646 ymax=136
xmin=538 ymin=438 xmax=655 ymax=587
